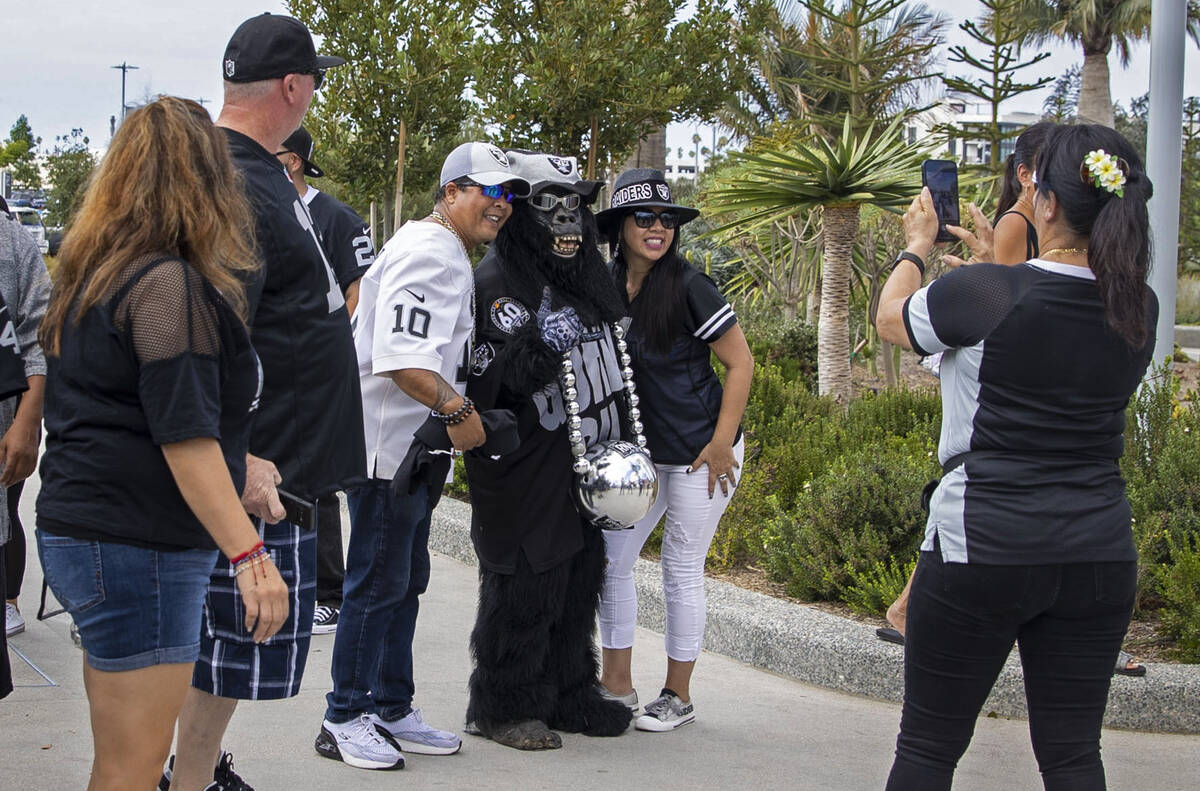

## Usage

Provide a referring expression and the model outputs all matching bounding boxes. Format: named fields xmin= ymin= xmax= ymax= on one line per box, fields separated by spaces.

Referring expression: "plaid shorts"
xmin=192 ymin=519 xmax=317 ymax=700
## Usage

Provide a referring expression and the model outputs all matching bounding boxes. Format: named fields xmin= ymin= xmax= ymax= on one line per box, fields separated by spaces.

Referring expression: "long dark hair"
xmin=995 ymin=121 xmax=1056 ymax=221
xmin=1036 ymin=124 xmax=1153 ymax=348
xmin=607 ymin=217 xmax=689 ymax=354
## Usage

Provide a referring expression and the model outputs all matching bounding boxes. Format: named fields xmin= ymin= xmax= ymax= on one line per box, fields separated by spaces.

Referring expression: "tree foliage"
xmin=1041 ymin=63 xmax=1080 ymax=122
xmin=474 ymin=0 xmax=761 ymax=178
xmin=1017 ymin=0 xmax=1200 ymax=127
xmin=0 ymin=115 xmax=41 ymax=189
xmin=43 ymin=129 xmax=95 ymax=228
xmin=287 ymin=0 xmax=478 ymax=232
xmin=941 ymin=0 xmax=1052 ymax=175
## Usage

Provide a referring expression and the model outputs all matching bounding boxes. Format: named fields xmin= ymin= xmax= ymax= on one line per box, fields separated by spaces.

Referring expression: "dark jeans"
xmin=324 ymin=480 xmax=431 ymax=723
xmin=886 ymin=549 xmax=1137 ymax=791
xmin=4 ymin=481 xmax=25 ymax=601
xmin=315 ymin=494 xmax=345 ymax=608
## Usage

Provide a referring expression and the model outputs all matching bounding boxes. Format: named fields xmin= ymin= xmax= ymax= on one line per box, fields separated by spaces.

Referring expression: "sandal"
xmin=1114 ymin=650 xmax=1146 ymax=677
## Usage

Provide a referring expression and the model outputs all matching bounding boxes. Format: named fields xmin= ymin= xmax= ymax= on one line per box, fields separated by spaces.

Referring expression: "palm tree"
xmin=1019 ymin=0 xmax=1200 ymax=127
xmin=704 ymin=115 xmax=927 ymax=404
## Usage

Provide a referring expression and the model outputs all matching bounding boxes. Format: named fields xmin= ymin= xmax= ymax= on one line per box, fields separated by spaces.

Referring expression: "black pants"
xmin=3 ymin=482 xmax=24 ymax=601
xmin=316 ymin=494 xmax=345 ymax=608
xmin=1 ymin=538 xmax=12 ymax=699
xmin=886 ymin=549 xmax=1137 ymax=791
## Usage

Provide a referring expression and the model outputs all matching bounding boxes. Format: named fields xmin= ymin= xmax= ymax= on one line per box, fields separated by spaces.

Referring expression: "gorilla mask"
xmin=529 ymin=187 xmax=584 ymax=258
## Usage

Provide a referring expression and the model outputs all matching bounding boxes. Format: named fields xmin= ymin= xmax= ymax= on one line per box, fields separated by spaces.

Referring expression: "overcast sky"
xmin=1 ymin=0 xmax=1197 ymax=155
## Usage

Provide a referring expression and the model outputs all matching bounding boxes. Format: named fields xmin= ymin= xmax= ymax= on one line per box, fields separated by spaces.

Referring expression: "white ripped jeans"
xmin=598 ymin=438 xmax=745 ymax=662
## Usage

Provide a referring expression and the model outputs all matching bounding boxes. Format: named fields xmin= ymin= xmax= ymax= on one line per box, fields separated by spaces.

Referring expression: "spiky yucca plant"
xmin=705 ymin=115 xmax=928 ymax=404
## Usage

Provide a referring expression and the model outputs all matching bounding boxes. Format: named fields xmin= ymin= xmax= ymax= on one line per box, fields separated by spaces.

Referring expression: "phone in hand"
xmin=921 ymin=159 xmax=960 ymax=243
xmin=277 ymin=488 xmax=316 ymax=531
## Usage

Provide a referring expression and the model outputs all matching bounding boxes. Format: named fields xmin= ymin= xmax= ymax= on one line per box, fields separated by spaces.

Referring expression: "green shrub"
xmin=761 ymin=436 xmax=939 ymax=600
xmin=1157 ymin=531 xmax=1200 ymax=661
xmin=843 ymin=556 xmax=917 ymax=616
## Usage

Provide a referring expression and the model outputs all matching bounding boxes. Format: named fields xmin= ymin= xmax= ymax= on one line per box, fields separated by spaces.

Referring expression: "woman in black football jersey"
xmin=594 ymin=169 xmax=753 ymax=732
xmin=876 ymin=125 xmax=1156 ymax=790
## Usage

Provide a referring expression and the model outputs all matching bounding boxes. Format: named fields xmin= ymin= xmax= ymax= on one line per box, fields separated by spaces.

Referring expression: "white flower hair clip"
xmin=1081 ymin=149 xmax=1128 ymax=198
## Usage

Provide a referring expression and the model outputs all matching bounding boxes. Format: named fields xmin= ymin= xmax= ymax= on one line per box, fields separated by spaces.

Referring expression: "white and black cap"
xmin=505 ymin=150 xmax=602 ymax=204
xmin=223 ymin=13 xmax=345 ymax=83
xmin=440 ymin=142 xmax=531 ymax=197
xmin=280 ymin=126 xmax=323 ymax=178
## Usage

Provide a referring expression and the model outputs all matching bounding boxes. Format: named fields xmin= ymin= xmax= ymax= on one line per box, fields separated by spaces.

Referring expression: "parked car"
xmin=9 ymin=206 xmax=50 ymax=255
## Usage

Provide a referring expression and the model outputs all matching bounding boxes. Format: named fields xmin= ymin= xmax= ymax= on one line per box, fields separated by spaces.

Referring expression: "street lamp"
xmin=111 ymin=62 xmax=140 ymax=123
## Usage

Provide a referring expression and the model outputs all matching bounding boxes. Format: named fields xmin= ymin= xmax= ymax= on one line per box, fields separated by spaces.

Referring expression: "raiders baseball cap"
xmin=280 ymin=126 xmax=323 ymax=178
xmin=223 ymin=13 xmax=346 ymax=83
xmin=504 ymin=150 xmax=602 ymax=204
xmin=440 ymin=142 xmax=532 ymax=197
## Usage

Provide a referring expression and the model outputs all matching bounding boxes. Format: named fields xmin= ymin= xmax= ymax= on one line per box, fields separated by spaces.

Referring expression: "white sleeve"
xmin=370 ymin=248 xmax=461 ymax=376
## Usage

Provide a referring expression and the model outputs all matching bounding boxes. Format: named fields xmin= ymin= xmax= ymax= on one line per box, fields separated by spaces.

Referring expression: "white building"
xmin=905 ymin=97 xmax=1043 ymax=164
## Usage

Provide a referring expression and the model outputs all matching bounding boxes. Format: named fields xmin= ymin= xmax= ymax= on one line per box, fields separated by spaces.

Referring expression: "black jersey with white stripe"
xmin=304 ymin=188 xmax=374 ymax=291
xmin=624 ymin=263 xmax=739 ymax=465
xmin=903 ymin=260 xmax=1157 ymax=565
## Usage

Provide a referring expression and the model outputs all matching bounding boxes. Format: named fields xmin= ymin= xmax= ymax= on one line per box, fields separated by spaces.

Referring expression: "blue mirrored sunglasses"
xmin=459 ymin=182 xmax=515 ymax=203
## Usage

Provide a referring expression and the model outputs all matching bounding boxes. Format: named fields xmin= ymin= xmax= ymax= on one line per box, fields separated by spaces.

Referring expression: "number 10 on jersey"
xmin=392 ymin=304 xmax=431 ymax=338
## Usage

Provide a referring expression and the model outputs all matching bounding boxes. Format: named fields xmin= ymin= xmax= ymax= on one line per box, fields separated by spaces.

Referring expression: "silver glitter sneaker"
xmin=635 ymin=689 xmax=695 ymax=732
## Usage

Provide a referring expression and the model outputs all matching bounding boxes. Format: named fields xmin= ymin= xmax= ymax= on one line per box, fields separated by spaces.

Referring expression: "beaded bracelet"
xmin=433 ymin=397 xmax=475 ymax=426
xmin=233 ymin=545 xmax=269 ymax=577
xmin=230 ymin=540 xmax=264 ymax=566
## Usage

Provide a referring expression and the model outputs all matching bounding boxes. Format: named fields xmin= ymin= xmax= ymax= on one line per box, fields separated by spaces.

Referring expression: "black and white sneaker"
xmin=635 ymin=688 xmax=695 ymax=732
xmin=315 ymin=714 xmax=406 ymax=770
xmin=159 ymin=751 xmax=253 ymax=790
xmin=313 ymin=605 xmax=340 ymax=634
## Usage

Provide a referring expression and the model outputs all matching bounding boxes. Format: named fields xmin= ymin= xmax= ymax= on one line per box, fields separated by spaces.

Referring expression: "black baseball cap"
xmin=280 ymin=126 xmax=323 ymax=178
xmin=222 ymin=13 xmax=346 ymax=83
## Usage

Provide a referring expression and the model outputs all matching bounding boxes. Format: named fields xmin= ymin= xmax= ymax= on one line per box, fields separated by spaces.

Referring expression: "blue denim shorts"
xmin=37 ymin=530 xmax=218 ymax=672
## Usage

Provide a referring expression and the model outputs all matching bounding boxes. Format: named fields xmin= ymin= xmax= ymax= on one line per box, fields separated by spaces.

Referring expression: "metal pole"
xmin=111 ymin=62 xmax=140 ymax=121
xmin=1146 ymin=0 xmax=1187 ymax=368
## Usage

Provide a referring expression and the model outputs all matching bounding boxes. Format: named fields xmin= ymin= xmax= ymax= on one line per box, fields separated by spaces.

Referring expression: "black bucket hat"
xmin=595 ymin=168 xmax=700 ymax=235
xmin=280 ymin=126 xmax=323 ymax=178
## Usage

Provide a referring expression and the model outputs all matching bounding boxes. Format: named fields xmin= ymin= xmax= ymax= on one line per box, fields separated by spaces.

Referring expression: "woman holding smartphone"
xmin=594 ymin=169 xmax=753 ymax=732
xmin=876 ymin=124 xmax=1155 ymax=790
xmin=36 ymin=97 xmax=288 ymax=791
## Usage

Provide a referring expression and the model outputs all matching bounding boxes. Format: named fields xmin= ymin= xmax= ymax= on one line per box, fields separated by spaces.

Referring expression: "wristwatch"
xmin=892 ymin=251 xmax=925 ymax=276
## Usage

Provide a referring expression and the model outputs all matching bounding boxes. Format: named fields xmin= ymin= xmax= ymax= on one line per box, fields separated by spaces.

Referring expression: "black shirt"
xmin=0 ymin=294 xmax=27 ymax=401
xmin=623 ymin=264 xmax=739 ymax=465
xmin=38 ymin=257 xmax=260 ymax=551
xmin=903 ymin=260 xmax=1157 ymax=565
xmin=225 ymin=129 xmax=366 ymax=499
xmin=465 ymin=252 xmax=626 ymax=574
xmin=305 ymin=189 xmax=374 ymax=291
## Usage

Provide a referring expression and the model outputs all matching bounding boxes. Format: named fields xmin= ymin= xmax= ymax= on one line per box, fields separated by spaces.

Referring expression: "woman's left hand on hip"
xmin=688 ymin=442 xmax=740 ymax=499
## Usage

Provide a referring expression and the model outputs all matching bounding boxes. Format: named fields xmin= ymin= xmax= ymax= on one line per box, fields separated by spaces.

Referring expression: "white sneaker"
xmin=598 ymin=683 xmax=639 ymax=712
xmin=371 ymin=708 xmax=461 ymax=755
xmin=315 ymin=714 xmax=405 ymax=770
xmin=5 ymin=602 xmax=24 ymax=637
xmin=635 ymin=689 xmax=695 ymax=732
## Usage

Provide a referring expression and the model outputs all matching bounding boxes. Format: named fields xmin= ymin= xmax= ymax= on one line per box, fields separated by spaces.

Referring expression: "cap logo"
xmin=610 ymin=182 xmax=654 ymax=208
xmin=656 ymin=183 xmax=671 ymax=201
xmin=225 ymin=59 xmax=236 ymax=77
xmin=547 ymin=156 xmax=574 ymax=176
xmin=485 ymin=145 xmax=509 ymax=168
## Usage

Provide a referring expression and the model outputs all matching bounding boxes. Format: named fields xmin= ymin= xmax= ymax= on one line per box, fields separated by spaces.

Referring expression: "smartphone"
xmin=921 ymin=159 xmax=960 ymax=243
xmin=277 ymin=488 xmax=316 ymax=531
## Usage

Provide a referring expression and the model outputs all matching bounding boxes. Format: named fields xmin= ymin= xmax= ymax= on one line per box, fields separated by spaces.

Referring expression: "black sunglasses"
xmin=307 ymin=69 xmax=325 ymax=90
xmin=632 ymin=209 xmax=679 ymax=229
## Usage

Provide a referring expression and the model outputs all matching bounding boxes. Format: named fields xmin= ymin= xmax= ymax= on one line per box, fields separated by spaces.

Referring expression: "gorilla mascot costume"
xmin=463 ymin=151 xmax=634 ymax=750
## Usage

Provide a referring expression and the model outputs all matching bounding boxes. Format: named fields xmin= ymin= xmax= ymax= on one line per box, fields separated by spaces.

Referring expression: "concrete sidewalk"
xmin=4 ymin=491 xmax=1200 ymax=789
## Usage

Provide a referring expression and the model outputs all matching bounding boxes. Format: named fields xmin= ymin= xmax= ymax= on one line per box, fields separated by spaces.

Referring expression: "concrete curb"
xmin=429 ymin=497 xmax=1200 ymax=734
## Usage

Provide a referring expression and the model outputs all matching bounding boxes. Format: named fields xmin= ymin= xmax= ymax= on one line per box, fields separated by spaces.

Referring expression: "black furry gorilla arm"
xmin=498 ymin=320 xmax=562 ymax=400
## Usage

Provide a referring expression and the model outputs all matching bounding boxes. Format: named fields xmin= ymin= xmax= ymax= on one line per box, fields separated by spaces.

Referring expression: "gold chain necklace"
xmin=427 ymin=210 xmax=476 ymax=346
xmin=1041 ymin=247 xmax=1088 ymax=259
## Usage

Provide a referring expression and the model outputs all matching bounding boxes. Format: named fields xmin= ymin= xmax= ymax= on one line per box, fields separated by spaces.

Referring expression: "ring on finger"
xmin=717 ymin=473 xmax=729 ymax=481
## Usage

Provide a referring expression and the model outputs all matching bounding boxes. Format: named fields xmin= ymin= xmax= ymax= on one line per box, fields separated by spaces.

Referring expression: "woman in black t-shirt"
xmin=593 ymin=170 xmax=754 ymax=732
xmin=35 ymin=97 xmax=288 ymax=791
xmin=876 ymin=125 xmax=1155 ymax=789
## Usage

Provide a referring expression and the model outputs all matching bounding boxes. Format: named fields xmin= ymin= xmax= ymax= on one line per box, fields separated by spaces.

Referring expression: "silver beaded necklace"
xmin=560 ymin=321 xmax=647 ymax=474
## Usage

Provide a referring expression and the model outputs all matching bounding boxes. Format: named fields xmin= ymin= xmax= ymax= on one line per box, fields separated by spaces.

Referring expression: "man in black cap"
xmin=277 ymin=126 xmax=376 ymax=637
xmin=163 ymin=14 xmax=365 ymax=791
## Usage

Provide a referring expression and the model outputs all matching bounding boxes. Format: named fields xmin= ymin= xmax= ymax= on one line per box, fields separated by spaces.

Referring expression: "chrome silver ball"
xmin=561 ymin=358 xmax=574 ymax=373
xmin=571 ymin=441 xmax=588 ymax=457
xmin=621 ymin=367 xmax=634 ymax=381
xmin=573 ymin=440 xmax=659 ymax=531
xmin=573 ymin=458 xmax=591 ymax=475
xmin=629 ymin=407 xmax=641 ymax=421
xmin=566 ymin=401 xmax=580 ymax=415
xmin=567 ymin=430 xmax=584 ymax=445
xmin=567 ymin=415 xmax=582 ymax=431
xmin=628 ymin=392 xmax=639 ymax=407
xmin=623 ymin=379 xmax=636 ymax=392
xmin=564 ymin=387 xmax=578 ymax=402
xmin=620 ymin=353 xmax=632 ymax=367
xmin=562 ymin=372 xmax=576 ymax=388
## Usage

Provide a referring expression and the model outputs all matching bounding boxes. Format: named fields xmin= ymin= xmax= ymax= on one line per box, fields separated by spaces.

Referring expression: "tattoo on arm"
xmin=431 ymin=374 xmax=458 ymax=413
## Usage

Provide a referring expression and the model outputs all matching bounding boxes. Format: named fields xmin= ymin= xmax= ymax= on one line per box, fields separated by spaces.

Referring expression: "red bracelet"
xmin=230 ymin=540 xmax=264 ymax=566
